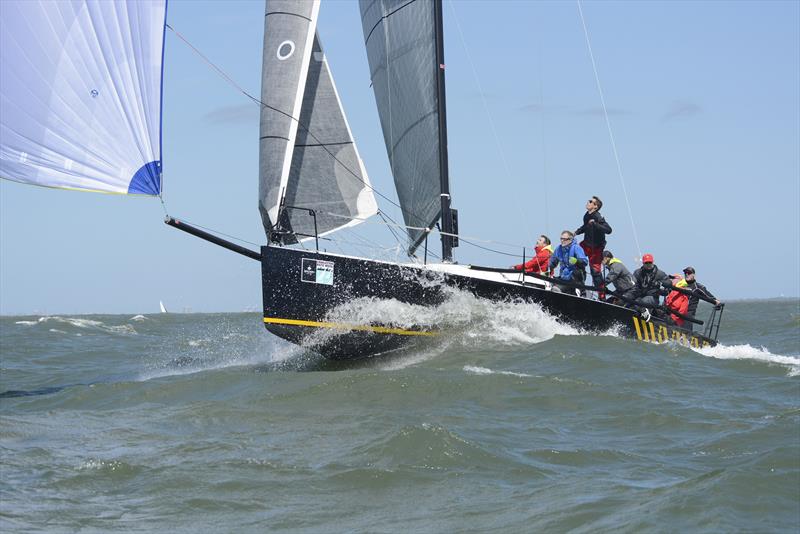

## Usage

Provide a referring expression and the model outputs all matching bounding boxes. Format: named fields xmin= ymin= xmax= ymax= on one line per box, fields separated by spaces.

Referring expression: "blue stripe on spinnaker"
xmin=128 ymin=160 xmax=162 ymax=195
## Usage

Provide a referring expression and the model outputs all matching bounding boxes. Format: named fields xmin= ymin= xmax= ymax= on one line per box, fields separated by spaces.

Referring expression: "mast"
xmin=434 ymin=0 xmax=455 ymax=262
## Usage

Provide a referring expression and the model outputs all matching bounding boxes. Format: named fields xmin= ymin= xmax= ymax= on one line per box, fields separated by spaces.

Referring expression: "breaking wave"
xmin=693 ymin=343 xmax=800 ymax=376
xmin=13 ymin=316 xmax=137 ymax=335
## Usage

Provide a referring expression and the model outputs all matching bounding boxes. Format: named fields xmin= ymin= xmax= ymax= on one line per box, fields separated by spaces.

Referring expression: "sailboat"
xmin=0 ymin=0 xmax=723 ymax=360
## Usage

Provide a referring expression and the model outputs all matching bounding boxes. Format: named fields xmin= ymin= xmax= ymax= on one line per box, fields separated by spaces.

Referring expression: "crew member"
xmin=682 ymin=266 xmax=722 ymax=331
xmin=576 ymin=196 xmax=612 ymax=297
xmin=665 ymin=274 xmax=690 ymax=326
xmin=512 ymin=235 xmax=553 ymax=274
xmin=548 ymin=231 xmax=588 ymax=295
xmin=629 ymin=253 xmax=670 ymax=310
xmin=601 ymin=250 xmax=634 ymax=302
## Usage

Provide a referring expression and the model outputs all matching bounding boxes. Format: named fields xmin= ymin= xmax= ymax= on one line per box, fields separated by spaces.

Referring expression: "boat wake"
xmin=693 ymin=343 xmax=800 ymax=376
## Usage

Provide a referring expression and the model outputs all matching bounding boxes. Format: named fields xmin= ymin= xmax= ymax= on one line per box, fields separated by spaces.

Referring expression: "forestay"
xmin=259 ymin=0 xmax=377 ymax=243
xmin=359 ymin=0 xmax=444 ymax=255
xmin=0 ymin=0 xmax=166 ymax=195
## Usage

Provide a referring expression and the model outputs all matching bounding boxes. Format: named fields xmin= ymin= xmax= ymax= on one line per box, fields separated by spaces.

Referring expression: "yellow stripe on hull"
xmin=263 ymin=317 xmax=437 ymax=337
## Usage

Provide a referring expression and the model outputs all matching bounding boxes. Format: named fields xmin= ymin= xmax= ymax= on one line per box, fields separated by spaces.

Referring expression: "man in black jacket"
xmin=683 ymin=266 xmax=722 ymax=331
xmin=629 ymin=253 xmax=670 ymax=310
xmin=576 ymin=196 xmax=612 ymax=296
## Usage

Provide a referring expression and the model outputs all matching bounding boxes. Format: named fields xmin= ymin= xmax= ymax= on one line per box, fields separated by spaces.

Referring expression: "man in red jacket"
xmin=512 ymin=235 xmax=553 ymax=274
xmin=665 ymin=274 xmax=690 ymax=326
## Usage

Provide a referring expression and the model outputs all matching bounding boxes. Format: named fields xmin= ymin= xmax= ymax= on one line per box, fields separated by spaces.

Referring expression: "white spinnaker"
xmin=0 ymin=0 xmax=166 ymax=195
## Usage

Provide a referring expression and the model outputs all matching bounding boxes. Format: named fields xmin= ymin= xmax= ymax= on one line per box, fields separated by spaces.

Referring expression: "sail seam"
xmin=364 ymin=0 xmax=419 ymax=45
xmin=295 ymin=141 xmax=352 ymax=148
xmin=259 ymin=135 xmax=290 ymax=141
xmin=265 ymin=11 xmax=312 ymax=22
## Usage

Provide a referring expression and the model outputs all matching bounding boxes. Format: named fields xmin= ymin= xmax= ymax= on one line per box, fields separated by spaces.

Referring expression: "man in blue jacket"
xmin=548 ymin=230 xmax=588 ymax=295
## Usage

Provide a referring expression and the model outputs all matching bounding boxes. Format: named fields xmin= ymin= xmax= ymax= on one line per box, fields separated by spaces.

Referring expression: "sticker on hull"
xmin=301 ymin=258 xmax=334 ymax=286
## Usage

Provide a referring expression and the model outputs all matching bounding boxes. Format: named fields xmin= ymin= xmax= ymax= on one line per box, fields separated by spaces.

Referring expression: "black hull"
xmin=261 ymin=246 xmax=716 ymax=360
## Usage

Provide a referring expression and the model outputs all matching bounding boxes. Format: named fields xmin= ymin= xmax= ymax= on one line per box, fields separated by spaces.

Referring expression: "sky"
xmin=1 ymin=0 xmax=798 ymax=315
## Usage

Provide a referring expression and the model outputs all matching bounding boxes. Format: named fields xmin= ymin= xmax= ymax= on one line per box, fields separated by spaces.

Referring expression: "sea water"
xmin=1 ymin=298 xmax=798 ymax=532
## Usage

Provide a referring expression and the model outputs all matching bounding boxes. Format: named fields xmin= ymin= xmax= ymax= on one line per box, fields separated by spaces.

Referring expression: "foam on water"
xmin=463 ymin=365 xmax=534 ymax=378
xmin=13 ymin=316 xmax=138 ymax=335
xmin=694 ymin=343 xmax=800 ymax=376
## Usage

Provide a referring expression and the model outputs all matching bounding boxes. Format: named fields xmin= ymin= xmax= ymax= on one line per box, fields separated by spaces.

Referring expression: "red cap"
xmin=642 ymin=253 xmax=654 ymax=263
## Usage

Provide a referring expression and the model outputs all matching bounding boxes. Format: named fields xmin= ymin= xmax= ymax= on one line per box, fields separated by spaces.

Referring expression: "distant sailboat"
xmin=159 ymin=301 xmax=168 ymax=314
xmin=0 ymin=0 xmax=724 ymax=359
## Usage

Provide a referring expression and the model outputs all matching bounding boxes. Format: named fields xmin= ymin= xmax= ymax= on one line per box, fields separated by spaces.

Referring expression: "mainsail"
xmin=259 ymin=0 xmax=378 ymax=243
xmin=0 ymin=0 xmax=167 ymax=195
xmin=359 ymin=0 xmax=448 ymax=256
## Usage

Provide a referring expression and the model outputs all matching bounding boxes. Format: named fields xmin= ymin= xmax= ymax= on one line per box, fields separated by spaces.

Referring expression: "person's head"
xmin=586 ymin=195 xmax=603 ymax=213
xmin=642 ymin=253 xmax=655 ymax=270
xmin=559 ymin=231 xmax=574 ymax=246
xmin=683 ymin=266 xmax=696 ymax=282
xmin=537 ymin=235 xmax=551 ymax=247
xmin=602 ymin=250 xmax=614 ymax=265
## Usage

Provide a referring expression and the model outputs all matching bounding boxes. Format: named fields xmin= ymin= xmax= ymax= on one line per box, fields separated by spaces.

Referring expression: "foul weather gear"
xmin=513 ymin=245 xmax=553 ymax=274
xmin=576 ymin=211 xmax=612 ymax=248
xmin=666 ymin=278 xmax=689 ymax=326
xmin=549 ymin=240 xmax=588 ymax=283
xmin=604 ymin=258 xmax=634 ymax=293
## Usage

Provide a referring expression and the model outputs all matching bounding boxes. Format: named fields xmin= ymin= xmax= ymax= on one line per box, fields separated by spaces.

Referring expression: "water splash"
xmin=303 ymin=288 xmax=587 ymax=368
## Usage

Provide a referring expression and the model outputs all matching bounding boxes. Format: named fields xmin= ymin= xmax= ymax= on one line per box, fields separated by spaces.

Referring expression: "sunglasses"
xmin=560 ymin=237 xmax=572 ymax=241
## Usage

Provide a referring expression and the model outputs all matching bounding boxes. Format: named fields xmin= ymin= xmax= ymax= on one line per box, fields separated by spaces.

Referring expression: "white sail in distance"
xmin=0 ymin=0 xmax=167 ymax=195
xmin=259 ymin=0 xmax=378 ymax=243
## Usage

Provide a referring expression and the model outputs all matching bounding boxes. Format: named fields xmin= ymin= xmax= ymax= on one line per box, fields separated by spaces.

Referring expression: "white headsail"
xmin=0 ymin=0 xmax=167 ymax=195
xmin=259 ymin=0 xmax=378 ymax=243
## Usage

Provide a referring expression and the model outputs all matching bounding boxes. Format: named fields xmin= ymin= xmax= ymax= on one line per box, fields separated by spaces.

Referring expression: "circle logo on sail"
xmin=277 ymin=40 xmax=295 ymax=61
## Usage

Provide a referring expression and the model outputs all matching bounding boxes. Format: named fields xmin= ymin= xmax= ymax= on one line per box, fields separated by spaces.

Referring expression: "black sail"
xmin=359 ymin=0 xmax=444 ymax=256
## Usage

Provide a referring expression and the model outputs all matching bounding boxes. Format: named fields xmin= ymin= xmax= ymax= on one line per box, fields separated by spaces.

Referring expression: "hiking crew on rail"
xmin=516 ymin=194 xmax=722 ymax=329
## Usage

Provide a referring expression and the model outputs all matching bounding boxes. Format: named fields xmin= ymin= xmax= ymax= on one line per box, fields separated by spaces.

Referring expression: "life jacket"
xmin=666 ymin=277 xmax=689 ymax=326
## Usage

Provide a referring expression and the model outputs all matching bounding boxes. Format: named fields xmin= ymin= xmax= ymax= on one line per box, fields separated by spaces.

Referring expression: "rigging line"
xmin=343 ymin=226 xmax=395 ymax=254
xmin=378 ymin=210 xmax=405 ymax=249
xmin=457 ymin=236 xmax=523 ymax=258
xmin=447 ymin=0 xmax=527 ymax=235
xmin=165 ymin=23 xmax=412 ymax=220
xmin=159 ymin=195 xmax=169 ymax=217
xmin=326 ymin=211 xmax=528 ymax=251
xmin=576 ymin=0 xmax=642 ymax=258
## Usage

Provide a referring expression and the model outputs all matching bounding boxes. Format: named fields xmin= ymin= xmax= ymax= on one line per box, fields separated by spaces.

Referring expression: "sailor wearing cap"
xmin=629 ymin=253 xmax=671 ymax=310
xmin=682 ymin=266 xmax=722 ymax=331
